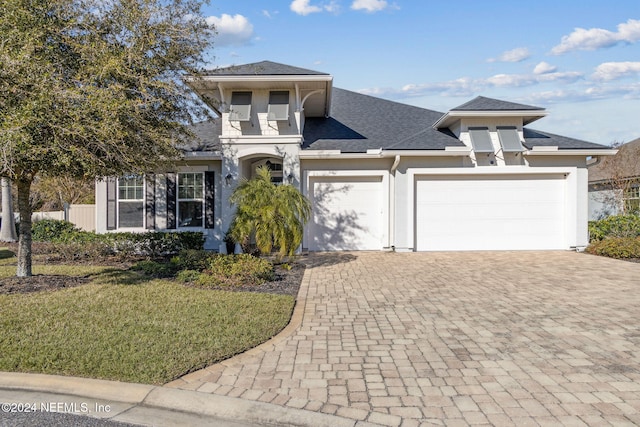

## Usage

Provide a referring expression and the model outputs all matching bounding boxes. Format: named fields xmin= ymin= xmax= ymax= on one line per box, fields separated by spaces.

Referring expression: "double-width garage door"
xmin=307 ymin=176 xmax=383 ymax=251
xmin=415 ymin=174 xmax=566 ymax=251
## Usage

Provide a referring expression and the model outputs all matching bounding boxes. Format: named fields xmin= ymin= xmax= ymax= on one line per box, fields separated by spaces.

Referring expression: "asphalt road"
xmin=0 ymin=411 xmax=141 ymax=427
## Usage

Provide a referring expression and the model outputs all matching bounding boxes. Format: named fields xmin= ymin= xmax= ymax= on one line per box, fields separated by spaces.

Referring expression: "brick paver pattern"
xmin=168 ymin=252 xmax=640 ymax=426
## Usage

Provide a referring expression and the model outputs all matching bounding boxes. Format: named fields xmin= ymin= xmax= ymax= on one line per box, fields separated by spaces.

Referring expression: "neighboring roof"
xmin=179 ymin=119 xmax=221 ymax=152
xmin=452 ymin=96 xmax=544 ymax=111
xmin=202 ymin=61 xmax=330 ymax=77
xmin=522 ymin=128 xmax=607 ymax=150
xmin=303 ymin=88 xmax=464 ymax=152
xmin=588 ymin=138 xmax=640 ymax=182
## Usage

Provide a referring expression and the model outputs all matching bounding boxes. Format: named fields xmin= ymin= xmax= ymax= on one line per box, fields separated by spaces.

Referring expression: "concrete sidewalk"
xmin=0 ymin=372 xmax=371 ymax=426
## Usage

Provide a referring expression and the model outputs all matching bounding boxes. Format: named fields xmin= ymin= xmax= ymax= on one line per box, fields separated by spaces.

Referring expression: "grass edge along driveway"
xmin=0 ymin=265 xmax=295 ymax=385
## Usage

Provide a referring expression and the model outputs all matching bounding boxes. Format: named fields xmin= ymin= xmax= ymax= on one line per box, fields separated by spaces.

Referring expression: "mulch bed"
xmin=187 ymin=262 xmax=306 ymax=297
xmin=0 ymin=257 xmax=305 ymax=297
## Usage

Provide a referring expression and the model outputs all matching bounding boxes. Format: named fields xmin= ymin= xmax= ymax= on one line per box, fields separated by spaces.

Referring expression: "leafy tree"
xmin=229 ymin=167 xmax=311 ymax=257
xmin=0 ymin=0 xmax=213 ymax=276
xmin=30 ymin=176 xmax=95 ymax=212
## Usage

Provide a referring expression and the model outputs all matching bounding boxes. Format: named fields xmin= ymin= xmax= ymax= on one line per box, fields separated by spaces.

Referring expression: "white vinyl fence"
xmin=31 ymin=204 xmax=95 ymax=231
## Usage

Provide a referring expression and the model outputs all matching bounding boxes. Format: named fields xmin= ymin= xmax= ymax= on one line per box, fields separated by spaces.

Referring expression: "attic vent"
xmin=468 ymin=127 xmax=494 ymax=153
xmin=229 ymin=91 xmax=252 ymax=121
xmin=267 ymin=91 xmax=289 ymax=121
xmin=497 ymin=126 xmax=525 ymax=152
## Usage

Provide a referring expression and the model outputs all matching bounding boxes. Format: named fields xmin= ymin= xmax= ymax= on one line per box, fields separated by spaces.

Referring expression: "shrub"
xmin=132 ymin=259 xmax=179 ymax=277
xmin=171 ymin=249 xmax=213 ymax=272
xmin=589 ymin=214 xmax=640 ymax=242
xmin=31 ymin=219 xmax=79 ymax=242
xmin=585 ymin=237 xmax=640 ymax=259
xmin=195 ymin=254 xmax=274 ymax=288
xmin=50 ymin=241 xmax=114 ymax=262
xmin=176 ymin=269 xmax=201 ymax=283
xmin=31 ymin=223 xmax=205 ymax=259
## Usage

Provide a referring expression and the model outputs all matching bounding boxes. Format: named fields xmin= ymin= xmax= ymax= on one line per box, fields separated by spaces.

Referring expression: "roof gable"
xmin=452 ymin=96 xmax=544 ymax=111
xmin=204 ymin=61 xmax=329 ymax=76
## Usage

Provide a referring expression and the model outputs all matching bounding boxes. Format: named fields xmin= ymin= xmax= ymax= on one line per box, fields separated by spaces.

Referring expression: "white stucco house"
xmin=95 ymin=61 xmax=616 ymax=252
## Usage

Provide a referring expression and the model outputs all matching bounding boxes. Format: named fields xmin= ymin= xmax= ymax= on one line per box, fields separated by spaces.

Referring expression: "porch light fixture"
xmin=287 ymin=173 xmax=295 ymax=183
xmin=225 ymin=173 xmax=233 ymax=186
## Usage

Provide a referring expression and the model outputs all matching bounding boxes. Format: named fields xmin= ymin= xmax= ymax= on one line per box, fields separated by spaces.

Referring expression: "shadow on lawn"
xmin=89 ymin=268 xmax=156 ymax=286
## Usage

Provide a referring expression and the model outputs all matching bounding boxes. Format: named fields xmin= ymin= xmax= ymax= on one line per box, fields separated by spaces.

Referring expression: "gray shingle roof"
xmin=452 ymin=96 xmax=544 ymax=111
xmin=522 ymin=128 xmax=606 ymax=150
xmin=179 ymin=89 xmax=608 ymax=154
xmin=179 ymin=119 xmax=221 ymax=152
xmin=303 ymin=88 xmax=464 ymax=152
xmin=203 ymin=61 xmax=329 ymax=76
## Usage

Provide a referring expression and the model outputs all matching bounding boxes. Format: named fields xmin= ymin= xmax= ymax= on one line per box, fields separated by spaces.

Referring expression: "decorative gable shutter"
xmin=145 ymin=175 xmax=155 ymax=230
xmin=106 ymin=178 xmax=117 ymax=230
xmin=166 ymin=173 xmax=176 ymax=229
xmin=204 ymin=171 xmax=215 ymax=229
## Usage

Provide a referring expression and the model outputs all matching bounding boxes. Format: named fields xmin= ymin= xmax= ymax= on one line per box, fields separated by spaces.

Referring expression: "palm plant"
xmin=229 ymin=166 xmax=311 ymax=257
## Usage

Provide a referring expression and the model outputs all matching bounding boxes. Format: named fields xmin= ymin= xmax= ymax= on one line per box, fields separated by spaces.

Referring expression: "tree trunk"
xmin=16 ymin=178 xmax=33 ymax=277
xmin=0 ymin=178 xmax=17 ymax=242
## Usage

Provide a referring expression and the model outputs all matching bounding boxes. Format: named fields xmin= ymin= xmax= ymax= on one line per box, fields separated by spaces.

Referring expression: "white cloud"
xmin=487 ymin=47 xmax=530 ymax=63
xmin=206 ymin=14 xmax=253 ymax=47
xmin=592 ymin=61 xmax=640 ymax=81
xmin=533 ymin=61 xmax=557 ymax=75
xmin=351 ymin=0 xmax=388 ymax=12
xmin=290 ymin=0 xmax=322 ymax=15
xmin=551 ymin=19 xmax=640 ymax=54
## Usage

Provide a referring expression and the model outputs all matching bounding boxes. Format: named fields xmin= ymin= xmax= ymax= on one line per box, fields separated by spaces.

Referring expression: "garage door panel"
xmin=309 ymin=176 xmax=383 ymax=251
xmin=416 ymin=175 xmax=566 ymax=251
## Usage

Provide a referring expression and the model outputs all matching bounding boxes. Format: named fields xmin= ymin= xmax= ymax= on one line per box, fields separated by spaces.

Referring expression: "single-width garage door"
xmin=308 ymin=176 xmax=384 ymax=251
xmin=415 ymin=174 xmax=566 ymax=251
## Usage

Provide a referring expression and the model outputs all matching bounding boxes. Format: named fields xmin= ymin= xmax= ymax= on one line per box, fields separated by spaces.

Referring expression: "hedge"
xmin=588 ymin=214 xmax=640 ymax=242
xmin=31 ymin=219 xmax=204 ymax=257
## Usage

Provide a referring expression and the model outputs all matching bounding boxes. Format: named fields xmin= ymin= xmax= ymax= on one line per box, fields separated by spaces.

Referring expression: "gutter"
xmin=299 ymin=147 xmax=472 ymax=159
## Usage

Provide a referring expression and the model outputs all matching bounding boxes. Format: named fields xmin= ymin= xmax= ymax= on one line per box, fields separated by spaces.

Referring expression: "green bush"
xmin=171 ymin=249 xmax=213 ymax=272
xmin=585 ymin=237 xmax=640 ymax=259
xmin=195 ymin=254 xmax=274 ymax=288
xmin=132 ymin=259 xmax=179 ymax=277
xmin=176 ymin=269 xmax=201 ymax=283
xmin=31 ymin=220 xmax=205 ymax=258
xmin=32 ymin=219 xmax=79 ymax=242
xmin=589 ymin=214 xmax=640 ymax=242
xmin=50 ymin=241 xmax=114 ymax=261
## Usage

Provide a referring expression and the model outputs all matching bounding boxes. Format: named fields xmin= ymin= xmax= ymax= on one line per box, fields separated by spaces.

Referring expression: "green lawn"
xmin=0 ymin=260 xmax=295 ymax=385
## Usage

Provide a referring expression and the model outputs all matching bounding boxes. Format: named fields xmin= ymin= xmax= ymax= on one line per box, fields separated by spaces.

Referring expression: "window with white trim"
xmin=118 ymin=175 xmax=144 ymax=228
xmin=178 ymin=172 xmax=204 ymax=227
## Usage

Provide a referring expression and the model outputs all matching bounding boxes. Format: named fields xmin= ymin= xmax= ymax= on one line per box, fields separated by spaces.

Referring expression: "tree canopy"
xmin=0 ymin=0 xmax=214 ymax=276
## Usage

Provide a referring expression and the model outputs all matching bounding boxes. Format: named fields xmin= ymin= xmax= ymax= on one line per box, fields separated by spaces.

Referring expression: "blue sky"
xmin=202 ymin=0 xmax=640 ymax=146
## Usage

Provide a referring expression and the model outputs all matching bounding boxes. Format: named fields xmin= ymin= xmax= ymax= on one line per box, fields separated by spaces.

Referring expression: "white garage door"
xmin=308 ymin=176 xmax=384 ymax=251
xmin=416 ymin=174 xmax=566 ymax=251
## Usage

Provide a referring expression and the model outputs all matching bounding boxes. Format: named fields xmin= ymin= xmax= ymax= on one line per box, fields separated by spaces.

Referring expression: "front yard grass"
xmin=0 ymin=258 xmax=295 ymax=385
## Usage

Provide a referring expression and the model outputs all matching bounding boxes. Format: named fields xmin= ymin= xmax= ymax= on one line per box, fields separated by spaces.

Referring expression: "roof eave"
xmin=434 ymin=110 xmax=549 ymax=129
xmin=523 ymin=148 xmax=618 ymax=156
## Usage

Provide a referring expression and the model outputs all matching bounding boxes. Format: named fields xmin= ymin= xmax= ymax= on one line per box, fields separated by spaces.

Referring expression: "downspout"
xmin=388 ymin=155 xmax=401 ymax=251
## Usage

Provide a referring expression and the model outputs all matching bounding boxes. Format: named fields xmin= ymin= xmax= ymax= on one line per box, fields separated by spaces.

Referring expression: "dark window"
xmin=178 ymin=173 xmax=204 ymax=227
xmin=118 ymin=176 xmax=144 ymax=228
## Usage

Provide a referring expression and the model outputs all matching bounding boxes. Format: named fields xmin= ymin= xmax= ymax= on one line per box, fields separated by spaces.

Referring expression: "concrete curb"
xmin=0 ymin=372 xmax=380 ymax=427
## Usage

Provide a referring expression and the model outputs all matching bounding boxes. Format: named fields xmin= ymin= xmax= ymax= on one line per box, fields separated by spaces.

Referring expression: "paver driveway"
xmin=168 ymin=251 xmax=640 ymax=426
